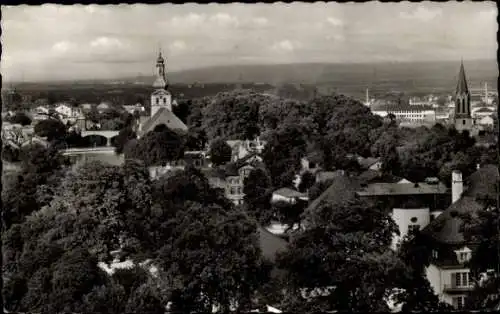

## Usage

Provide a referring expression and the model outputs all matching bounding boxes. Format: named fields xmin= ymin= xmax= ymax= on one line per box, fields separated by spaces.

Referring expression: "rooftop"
xmin=356 ymin=182 xmax=448 ymax=197
xmin=273 ymin=187 xmax=307 ymax=199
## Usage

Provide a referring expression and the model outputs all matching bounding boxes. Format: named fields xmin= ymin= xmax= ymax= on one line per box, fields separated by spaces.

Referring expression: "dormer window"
xmin=455 ymin=247 xmax=472 ymax=264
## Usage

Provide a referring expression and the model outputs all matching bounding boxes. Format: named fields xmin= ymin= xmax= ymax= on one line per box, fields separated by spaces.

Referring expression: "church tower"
xmin=454 ymin=61 xmax=473 ymax=132
xmin=150 ymin=48 xmax=172 ymax=116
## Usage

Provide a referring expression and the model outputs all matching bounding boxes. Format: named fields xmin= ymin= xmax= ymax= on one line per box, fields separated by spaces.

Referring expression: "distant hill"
xmin=10 ymin=59 xmax=497 ymax=100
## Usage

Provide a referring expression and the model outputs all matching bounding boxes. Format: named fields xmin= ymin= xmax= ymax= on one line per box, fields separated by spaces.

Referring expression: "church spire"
xmin=153 ymin=46 xmax=167 ymax=89
xmin=456 ymin=60 xmax=469 ymax=95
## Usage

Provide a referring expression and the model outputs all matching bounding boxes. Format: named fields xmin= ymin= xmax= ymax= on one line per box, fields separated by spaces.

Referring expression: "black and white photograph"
xmin=1 ymin=2 xmax=499 ymax=313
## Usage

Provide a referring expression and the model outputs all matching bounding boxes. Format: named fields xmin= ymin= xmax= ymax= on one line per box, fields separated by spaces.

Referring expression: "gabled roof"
xmin=456 ymin=61 xmax=469 ymax=95
xmin=273 ymin=187 xmax=307 ymax=199
xmin=258 ymin=225 xmax=288 ymax=262
xmin=421 ymin=196 xmax=484 ymax=245
xmin=139 ymin=108 xmax=188 ymax=136
xmin=304 ymin=176 xmax=361 ymax=218
xmin=357 ymin=157 xmax=381 ymax=169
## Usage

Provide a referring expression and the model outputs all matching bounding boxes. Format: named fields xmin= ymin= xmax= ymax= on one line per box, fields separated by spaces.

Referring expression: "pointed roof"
xmin=456 ymin=61 xmax=469 ymax=95
xmin=139 ymin=107 xmax=187 ymax=136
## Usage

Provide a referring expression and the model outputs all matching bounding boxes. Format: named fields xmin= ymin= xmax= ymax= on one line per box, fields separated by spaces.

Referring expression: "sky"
xmin=1 ymin=2 xmax=497 ymax=82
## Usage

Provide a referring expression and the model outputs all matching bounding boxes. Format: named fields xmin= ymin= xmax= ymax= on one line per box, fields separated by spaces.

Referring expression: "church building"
xmin=138 ymin=50 xmax=188 ymax=137
xmin=454 ymin=61 xmax=474 ymax=133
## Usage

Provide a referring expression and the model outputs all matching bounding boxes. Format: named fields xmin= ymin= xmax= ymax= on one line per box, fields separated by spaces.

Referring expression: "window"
xmin=163 ymin=98 xmax=166 ymax=104
xmin=432 ymin=250 xmax=438 ymax=259
xmin=229 ymin=187 xmax=235 ymax=195
xmin=452 ymin=296 xmax=465 ymax=310
xmin=156 ymin=98 xmax=159 ymax=105
xmin=463 ymin=119 xmax=466 ymax=125
xmin=408 ymin=224 xmax=420 ymax=233
xmin=453 ymin=272 xmax=469 ymax=287
xmin=459 ymin=252 xmax=469 ymax=262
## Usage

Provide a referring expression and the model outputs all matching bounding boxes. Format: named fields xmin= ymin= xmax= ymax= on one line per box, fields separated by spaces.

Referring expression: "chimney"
xmin=452 ymin=170 xmax=463 ymax=204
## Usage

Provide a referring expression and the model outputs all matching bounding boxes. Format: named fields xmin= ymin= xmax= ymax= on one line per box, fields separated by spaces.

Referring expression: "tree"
xmin=33 ymin=118 xmax=67 ymax=141
xmin=243 ymin=168 xmax=274 ymax=225
xmin=156 ymin=201 xmax=269 ymax=312
xmin=9 ymin=112 xmax=32 ymax=126
xmin=277 ymin=195 xmax=406 ymax=312
xmin=124 ymin=127 xmax=186 ymax=167
xmin=113 ymin=127 xmax=136 ymax=155
xmin=201 ymin=90 xmax=265 ymax=140
xmin=209 ymin=138 xmax=232 ymax=166
xmin=262 ymin=124 xmax=308 ymax=188
xmin=381 ymin=144 xmax=401 ymax=176
xmin=2 ymin=144 xmax=68 ymax=229
xmin=394 ymin=232 xmax=453 ymax=312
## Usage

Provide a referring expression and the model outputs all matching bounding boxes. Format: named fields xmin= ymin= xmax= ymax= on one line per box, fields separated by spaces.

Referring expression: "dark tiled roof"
xmin=356 ymin=182 xmax=448 ymax=197
xmin=357 ymin=157 xmax=380 ymax=170
xmin=304 ymin=176 xmax=360 ymax=219
xmin=258 ymin=225 xmax=288 ymax=262
xmin=139 ymin=108 xmax=187 ymax=136
xmin=422 ymin=196 xmax=484 ymax=245
xmin=358 ymin=170 xmax=406 ymax=184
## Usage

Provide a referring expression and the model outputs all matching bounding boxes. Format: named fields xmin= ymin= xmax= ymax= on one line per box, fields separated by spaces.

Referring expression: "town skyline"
xmin=2 ymin=2 xmax=497 ymax=82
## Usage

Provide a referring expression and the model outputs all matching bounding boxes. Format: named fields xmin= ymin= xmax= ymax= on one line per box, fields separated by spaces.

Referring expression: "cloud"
xmin=209 ymin=13 xmax=240 ymax=27
xmin=251 ymin=17 xmax=269 ymax=27
xmin=169 ymin=40 xmax=187 ymax=54
xmin=326 ymin=17 xmax=343 ymax=27
xmin=52 ymin=41 xmax=76 ymax=53
xmin=170 ymin=13 xmax=206 ymax=29
xmin=90 ymin=36 xmax=124 ymax=49
xmin=400 ymin=7 xmax=442 ymax=21
xmin=271 ymin=40 xmax=297 ymax=53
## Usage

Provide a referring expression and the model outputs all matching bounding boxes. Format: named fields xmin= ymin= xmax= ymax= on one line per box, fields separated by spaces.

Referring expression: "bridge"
xmin=80 ymin=130 xmax=120 ymax=146
xmin=61 ymin=146 xmax=116 ymax=155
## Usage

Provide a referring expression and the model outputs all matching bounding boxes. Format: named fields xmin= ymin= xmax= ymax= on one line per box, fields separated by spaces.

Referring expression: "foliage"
xmin=124 ymin=127 xmax=185 ymax=167
xmin=2 ymin=144 xmax=68 ymax=228
xmin=113 ymin=126 xmax=136 ymax=155
xmin=308 ymin=179 xmax=334 ymax=201
xmin=33 ymin=118 xmax=67 ymax=141
xmin=262 ymin=124 xmax=308 ymax=188
xmin=202 ymin=90 xmax=266 ymax=140
xmin=243 ymin=168 xmax=274 ymax=225
xmin=8 ymin=112 xmax=32 ymax=126
xmin=209 ymin=138 xmax=232 ymax=166
xmin=277 ymin=195 xmax=405 ymax=312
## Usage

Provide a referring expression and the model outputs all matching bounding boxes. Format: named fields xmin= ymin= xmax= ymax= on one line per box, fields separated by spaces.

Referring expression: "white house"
xmin=226 ymin=138 xmax=266 ymax=162
xmin=422 ymin=166 xmax=499 ymax=309
xmin=271 ymin=187 xmax=308 ymax=205
xmin=371 ymin=104 xmax=437 ymax=126
xmin=477 ymin=116 xmax=494 ymax=127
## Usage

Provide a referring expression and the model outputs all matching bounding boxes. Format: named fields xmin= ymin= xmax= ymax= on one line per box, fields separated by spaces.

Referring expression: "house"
xmin=97 ymin=102 xmax=111 ymax=113
xmin=300 ymin=156 xmax=321 ymax=174
xmin=477 ymin=115 xmax=494 ymax=127
xmin=226 ymin=138 xmax=266 ymax=162
xmin=315 ymin=170 xmax=345 ymax=183
xmin=148 ymin=151 xmax=209 ymax=180
xmin=472 ymin=107 xmax=495 ymax=119
xmin=31 ymin=105 xmax=50 ymax=121
xmin=123 ymin=103 xmax=145 ymax=115
xmin=271 ymin=187 xmax=308 ymax=204
xmin=422 ymin=165 xmax=499 ymax=309
xmin=371 ymin=104 xmax=437 ymax=126
xmin=202 ymin=154 xmax=266 ymax=206
xmin=356 ymin=180 xmax=449 ymax=249
xmin=357 ymin=156 xmax=383 ymax=171
xmin=79 ymin=103 xmax=94 ymax=112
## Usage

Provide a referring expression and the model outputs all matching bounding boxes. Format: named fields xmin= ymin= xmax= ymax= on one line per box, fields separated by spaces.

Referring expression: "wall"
xmin=271 ymin=193 xmax=295 ymax=204
xmin=426 ymin=264 xmax=471 ymax=307
xmin=391 ymin=207 xmax=430 ymax=249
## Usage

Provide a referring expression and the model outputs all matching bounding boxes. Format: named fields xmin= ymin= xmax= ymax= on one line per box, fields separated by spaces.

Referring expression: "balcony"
xmin=443 ymin=284 xmax=474 ymax=293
